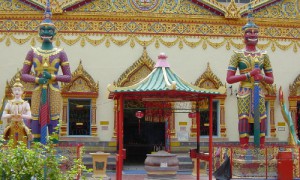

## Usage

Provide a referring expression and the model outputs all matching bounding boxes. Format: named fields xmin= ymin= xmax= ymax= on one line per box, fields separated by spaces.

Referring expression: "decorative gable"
xmin=115 ymin=47 xmax=155 ymax=87
xmin=194 ymin=62 xmax=225 ymax=92
xmin=61 ymin=60 xmax=99 ymax=97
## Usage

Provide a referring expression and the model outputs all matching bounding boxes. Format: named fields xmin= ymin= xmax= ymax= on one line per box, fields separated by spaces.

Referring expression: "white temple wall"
xmin=0 ymin=37 xmax=297 ymax=142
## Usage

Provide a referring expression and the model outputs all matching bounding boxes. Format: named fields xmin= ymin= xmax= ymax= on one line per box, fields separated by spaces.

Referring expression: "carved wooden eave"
xmin=19 ymin=0 xmax=88 ymax=13
xmin=16 ymin=0 xmax=281 ymax=17
xmin=289 ymin=74 xmax=300 ymax=97
xmin=190 ymin=0 xmax=227 ymax=16
xmin=61 ymin=60 xmax=99 ymax=98
xmin=191 ymin=0 xmax=281 ymax=18
xmin=194 ymin=62 xmax=226 ymax=95
xmin=5 ymin=70 xmax=35 ymax=98
xmin=114 ymin=47 xmax=155 ymax=87
xmin=261 ymin=81 xmax=277 ymax=97
xmin=239 ymin=0 xmax=282 ymax=16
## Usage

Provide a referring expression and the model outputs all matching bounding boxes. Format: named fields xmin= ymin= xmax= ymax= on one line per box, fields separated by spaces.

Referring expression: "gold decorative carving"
xmin=61 ymin=60 xmax=99 ymax=93
xmin=0 ymin=0 xmax=38 ymax=11
xmin=289 ymin=74 xmax=300 ymax=96
xmin=0 ymin=0 xmax=299 ymax=51
xmin=1 ymin=32 xmax=299 ymax=52
xmin=115 ymin=47 xmax=155 ymax=87
xmin=199 ymin=0 xmax=227 ymax=13
xmin=194 ymin=62 xmax=225 ymax=91
xmin=225 ymin=0 xmax=241 ymax=19
xmin=253 ymin=0 xmax=299 ymax=19
xmin=50 ymin=0 xmax=63 ymax=14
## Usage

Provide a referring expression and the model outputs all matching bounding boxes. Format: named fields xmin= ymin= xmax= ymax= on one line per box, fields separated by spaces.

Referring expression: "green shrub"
xmin=0 ymin=135 xmax=91 ymax=180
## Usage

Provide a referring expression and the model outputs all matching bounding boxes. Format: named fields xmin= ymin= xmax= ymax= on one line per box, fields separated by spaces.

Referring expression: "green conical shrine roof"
xmin=107 ymin=53 xmax=225 ymax=100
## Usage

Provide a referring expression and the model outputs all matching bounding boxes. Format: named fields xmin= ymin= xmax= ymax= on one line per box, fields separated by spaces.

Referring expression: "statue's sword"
xmin=40 ymin=62 xmax=50 ymax=144
xmin=253 ymin=58 xmax=260 ymax=148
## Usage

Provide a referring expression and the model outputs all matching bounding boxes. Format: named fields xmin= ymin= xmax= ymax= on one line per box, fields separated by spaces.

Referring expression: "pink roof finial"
xmin=155 ymin=52 xmax=170 ymax=68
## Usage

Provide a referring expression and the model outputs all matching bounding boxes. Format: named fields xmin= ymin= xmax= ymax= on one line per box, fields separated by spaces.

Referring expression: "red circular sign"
xmin=135 ymin=111 xmax=144 ymax=119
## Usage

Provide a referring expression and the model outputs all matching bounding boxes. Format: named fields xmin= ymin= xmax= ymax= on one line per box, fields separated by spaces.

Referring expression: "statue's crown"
xmin=242 ymin=4 xmax=258 ymax=31
xmin=40 ymin=0 xmax=55 ymax=28
xmin=13 ymin=78 xmax=23 ymax=88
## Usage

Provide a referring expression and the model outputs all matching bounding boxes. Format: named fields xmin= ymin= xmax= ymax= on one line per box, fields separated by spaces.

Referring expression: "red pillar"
xmin=196 ymin=101 xmax=200 ymax=180
xmin=209 ymin=96 xmax=213 ymax=180
xmin=117 ymin=95 xmax=124 ymax=180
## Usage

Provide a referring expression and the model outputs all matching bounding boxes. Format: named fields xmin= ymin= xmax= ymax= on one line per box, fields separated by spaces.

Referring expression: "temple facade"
xmin=0 ymin=0 xmax=300 ymax=172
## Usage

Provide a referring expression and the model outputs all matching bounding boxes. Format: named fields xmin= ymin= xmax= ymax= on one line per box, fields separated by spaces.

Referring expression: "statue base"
xmin=232 ymin=147 xmax=277 ymax=178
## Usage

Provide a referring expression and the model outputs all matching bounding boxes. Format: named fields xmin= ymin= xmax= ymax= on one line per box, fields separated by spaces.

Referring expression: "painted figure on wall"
xmin=226 ymin=6 xmax=274 ymax=149
xmin=21 ymin=1 xmax=71 ymax=144
xmin=2 ymin=78 xmax=32 ymax=146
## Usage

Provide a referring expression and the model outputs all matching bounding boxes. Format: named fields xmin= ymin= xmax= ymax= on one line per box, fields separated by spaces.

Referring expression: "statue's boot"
xmin=240 ymin=137 xmax=249 ymax=149
xmin=260 ymin=136 xmax=265 ymax=149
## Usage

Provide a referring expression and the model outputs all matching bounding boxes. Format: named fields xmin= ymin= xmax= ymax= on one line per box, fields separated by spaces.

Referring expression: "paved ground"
xmin=83 ymin=167 xmax=285 ymax=180
xmin=85 ymin=173 xmax=289 ymax=180
xmin=84 ymin=170 xmax=213 ymax=180
xmin=86 ymin=175 xmax=282 ymax=180
xmin=87 ymin=173 xmax=212 ymax=180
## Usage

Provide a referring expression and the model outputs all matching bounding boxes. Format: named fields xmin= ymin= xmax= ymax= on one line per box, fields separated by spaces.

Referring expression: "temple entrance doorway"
xmin=123 ymin=101 xmax=166 ymax=166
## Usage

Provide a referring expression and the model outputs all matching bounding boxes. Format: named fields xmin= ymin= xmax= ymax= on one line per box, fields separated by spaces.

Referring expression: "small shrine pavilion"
xmin=107 ymin=53 xmax=226 ymax=180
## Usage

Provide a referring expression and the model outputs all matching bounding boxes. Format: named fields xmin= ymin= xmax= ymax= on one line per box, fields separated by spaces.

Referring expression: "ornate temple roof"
xmin=17 ymin=0 xmax=281 ymax=17
xmin=20 ymin=0 xmax=282 ymax=16
xmin=107 ymin=53 xmax=226 ymax=100
xmin=0 ymin=0 xmax=296 ymax=50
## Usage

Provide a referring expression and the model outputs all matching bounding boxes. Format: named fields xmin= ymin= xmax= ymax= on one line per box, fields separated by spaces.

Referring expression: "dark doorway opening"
xmin=124 ymin=108 xmax=165 ymax=165
xmin=68 ymin=99 xmax=91 ymax=135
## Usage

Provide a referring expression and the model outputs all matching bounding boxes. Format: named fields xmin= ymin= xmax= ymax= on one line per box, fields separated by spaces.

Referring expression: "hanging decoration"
xmin=135 ymin=111 xmax=144 ymax=135
xmin=144 ymin=102 xmax=172 ymax=122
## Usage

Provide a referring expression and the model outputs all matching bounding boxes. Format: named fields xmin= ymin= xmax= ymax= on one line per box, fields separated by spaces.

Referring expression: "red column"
xmin=209 ymin=96 xmax=213 ymax=180
xmin=117 ymin=95 xmax=124 ymax=180
xmin=196 ymin=101 xmax=200 ymax=180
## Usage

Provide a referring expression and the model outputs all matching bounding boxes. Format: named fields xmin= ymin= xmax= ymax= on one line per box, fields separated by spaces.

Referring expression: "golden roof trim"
xmin=194 ymin=62 xmax=225 ymax=93
xmin=115 ymin=47 xmax=155 ymax=87
xmin=289 ymin=74 xmax=300 ymax=96
xmin=61 ymin=60 xmax=99 ymax=93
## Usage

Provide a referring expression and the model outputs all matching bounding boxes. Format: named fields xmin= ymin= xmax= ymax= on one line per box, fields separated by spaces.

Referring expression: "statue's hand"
xmin=11 ymin=114 xmax=22 ymax=121
xmin=43 ymin=71 xmax=52 ymax=79
xmin=250 ymin=68 xmax=260 ymax=77
xmin=38 ymin=78 xmax=48 ymax=84
xmin=254 ymin=74 xmax=264 ymax=81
